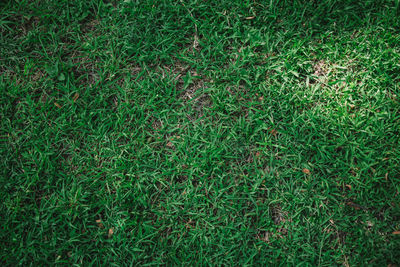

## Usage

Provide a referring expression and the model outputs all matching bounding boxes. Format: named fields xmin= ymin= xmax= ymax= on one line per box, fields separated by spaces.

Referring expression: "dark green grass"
xmin=1 ymin=0 xmax=400 ymax=265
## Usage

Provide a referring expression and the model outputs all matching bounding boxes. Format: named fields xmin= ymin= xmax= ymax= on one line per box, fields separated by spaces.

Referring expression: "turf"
xmin=1 ymin=0 xmax=400 ymax=265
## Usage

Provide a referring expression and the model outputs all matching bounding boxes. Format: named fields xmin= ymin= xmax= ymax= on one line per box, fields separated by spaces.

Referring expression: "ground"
xmin=1 ymin=0 xmax=400 ymax=265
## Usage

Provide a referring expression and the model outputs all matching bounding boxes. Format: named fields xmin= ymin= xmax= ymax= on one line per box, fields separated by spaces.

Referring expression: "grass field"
xmin=1 ymin=0 xmax=400 ymax=265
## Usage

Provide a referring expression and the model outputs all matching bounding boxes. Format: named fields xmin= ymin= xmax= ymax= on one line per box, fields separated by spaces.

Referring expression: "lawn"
xmin=1 ymin=0 xmax=400 ymax=265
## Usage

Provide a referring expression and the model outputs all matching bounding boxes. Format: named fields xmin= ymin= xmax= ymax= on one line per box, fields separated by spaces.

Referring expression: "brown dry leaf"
xmin=270 ymin=129 xmax=277 ymax=136
xmin=108 ymin=228 xmax=114 ymax=238
xmin=171 ymin=136 xmax=181 ymax=141
xmin=385 ymin=173 xmax=388 ymax=181
xmin=255 ymin=152 xmax=261 ymax=157
xmin=166 ymin=141 xmax=174 ymax=148
xmin=245 ymin=16 xmax=255 ymax=20
xmin=302 ymin=168 xmax=311 ymax=175
xmin=346 ymin=201 xmax=363 ymax=210
xmin=73 ymin=93 xmax=79 ymax=102
xmin=96 ymin=219 xmax=104 ymax=228
xmin=345 ymin=184 xmax=352 ymax=190
xmin=392 ymin=231 xmax=400 ymax=235
xmin=54 ymin=102 xmax=62 ymax=109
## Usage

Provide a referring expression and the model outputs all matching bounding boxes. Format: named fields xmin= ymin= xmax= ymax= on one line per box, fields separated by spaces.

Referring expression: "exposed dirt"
xmin=160 ymin=62 xmax=212 ymax=117
xmin=313 ymin=60 xmax=329 ymax=77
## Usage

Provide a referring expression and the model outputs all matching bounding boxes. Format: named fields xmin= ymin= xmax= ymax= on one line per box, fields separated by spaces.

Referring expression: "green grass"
xmin=1 ymin=0 xmax=400 ymax=265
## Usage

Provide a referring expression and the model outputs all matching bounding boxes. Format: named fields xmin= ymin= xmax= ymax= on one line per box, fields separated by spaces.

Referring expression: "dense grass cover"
xmin=1 ymin=0 xmax=400 ymax=265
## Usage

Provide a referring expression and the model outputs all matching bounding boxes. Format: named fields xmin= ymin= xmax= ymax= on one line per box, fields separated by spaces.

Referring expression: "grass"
xmin=1 ymin=0 xmax=400 ymax=265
